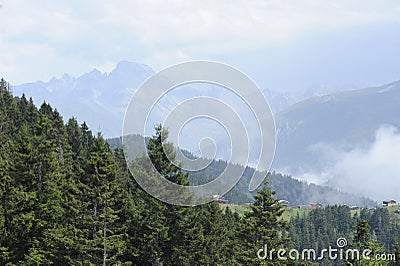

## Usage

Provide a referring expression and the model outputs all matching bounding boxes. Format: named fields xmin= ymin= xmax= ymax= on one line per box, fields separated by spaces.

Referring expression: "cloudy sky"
xmin=1 ymin=0 xmax=400 ymax=91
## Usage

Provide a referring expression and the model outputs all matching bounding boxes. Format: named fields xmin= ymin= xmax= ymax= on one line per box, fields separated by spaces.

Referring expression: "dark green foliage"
xmin=2 ymin=85 xmax=290 ymax=264
xmin=288 ymin=206 xmax=399 ymax=265
xmin=237 ymin=181 xmax=290 ymax=265
xmin=0 ymin=84 xmax=128 ymax=264
xmin=354 ymin=219 xmax=371 ymax=250
xmin=392 ymin=242 xmax=400 ymax=266
xmin=345 ymin=219 xmax=388 ymax=265
xmin=5 ymin=79 xmax=392 ymax=265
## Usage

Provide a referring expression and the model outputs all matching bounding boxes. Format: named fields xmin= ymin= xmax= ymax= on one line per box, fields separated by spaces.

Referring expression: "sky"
xmin=1 ymin=1 xmax=400 ymax=92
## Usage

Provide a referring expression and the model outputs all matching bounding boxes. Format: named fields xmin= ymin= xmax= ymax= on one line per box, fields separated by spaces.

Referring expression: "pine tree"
xmin=345 ymin=219 xmax=388 ymax=266
xmin=237 ymin=179 xmax=289 ymax=265
xmin=21 ymin=104 xmax=69 ymax=263
xmin=0 ymin=80 xmax=16 ymax=263
xmin=145 ymin=125 xmax=204 ymax=265
xmin=78 ymin=133 xmax=125 ymax=265
xmin=112 ymin=148 xmax=139 ymax=263
xmin=147 ymin=125 xmax=189 ymax=186
xmin=219 ymin=206 xmax=242 ymax=264
xmin=392 ymin=241 xmax=400 ymax=266
xmin=128 ymin=159 xmax=169 ymax=265
xmin=355 ymin=219 xmax=371 ymax=250
xmin=196 ymin=202 xmax=234 ymax=265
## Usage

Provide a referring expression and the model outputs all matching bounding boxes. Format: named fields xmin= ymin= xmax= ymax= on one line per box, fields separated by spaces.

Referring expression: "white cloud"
xmin=105 ymin=0 xmax=400 ymax=46
xmin=324 ymin=125 xmax=400 ymax=202
xmin=1 ymin=0 xmax=400 ymax=83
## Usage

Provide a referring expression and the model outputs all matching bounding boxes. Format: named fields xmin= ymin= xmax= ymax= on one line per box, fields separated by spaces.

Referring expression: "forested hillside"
xmin=0 ymin=79 xmax=291 ymax=265
xmin=1 ymin=79 xmax=398 ymax=265
xmin=287 ymin=205 xmax=400 ymax=265
xmin=108 ymin=136 xmax=376 ymax=207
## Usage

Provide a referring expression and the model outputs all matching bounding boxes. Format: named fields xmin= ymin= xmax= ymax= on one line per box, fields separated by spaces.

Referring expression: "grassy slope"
xmin=221 ymin=204 xmax=400 ymax=224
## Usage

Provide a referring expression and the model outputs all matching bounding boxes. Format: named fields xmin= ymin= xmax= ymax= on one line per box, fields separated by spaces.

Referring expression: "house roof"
xmin=383 ymin=199 xmax=396 ymax=203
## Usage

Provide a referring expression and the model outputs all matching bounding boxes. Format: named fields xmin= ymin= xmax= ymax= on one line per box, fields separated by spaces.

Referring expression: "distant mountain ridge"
xmin=273 ymin=80 xmax=400 ymax=202
xmin=12 ymin=61 xmax=155 ymax=137
xmin=11 ymin=61 xmax=335 ymax=138
xmin=274 ymin=80 xmax=400 ymax=175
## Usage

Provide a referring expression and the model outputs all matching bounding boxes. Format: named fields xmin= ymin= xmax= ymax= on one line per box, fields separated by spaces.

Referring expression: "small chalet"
xmin=383 ymin=200 xmax=397 ymax=207
xmin=278 ymin=199 xmax=289 ymax=206
xmin=213 ymin=195 xmax=229 ymax=204
xmin=298 ymin=202 xmax=322 ymax=210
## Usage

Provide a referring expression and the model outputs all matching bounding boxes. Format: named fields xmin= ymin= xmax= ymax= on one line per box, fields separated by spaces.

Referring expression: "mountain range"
xmin=274 ymin=80 xmax=400 ymax=172
xmin=10 ymin=60 xmax=400 ymax=202
xmin=273 ymin=80 xmax=400 ymax=201
xmin=12 ymin=61 xmax=154 ymax=137
xmin=11 ymin=61 xmax=329 ymax=137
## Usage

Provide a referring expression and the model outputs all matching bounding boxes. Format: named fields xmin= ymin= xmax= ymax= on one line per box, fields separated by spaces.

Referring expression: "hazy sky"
xmin=1 ymin=1 xmax=400 ymax=91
